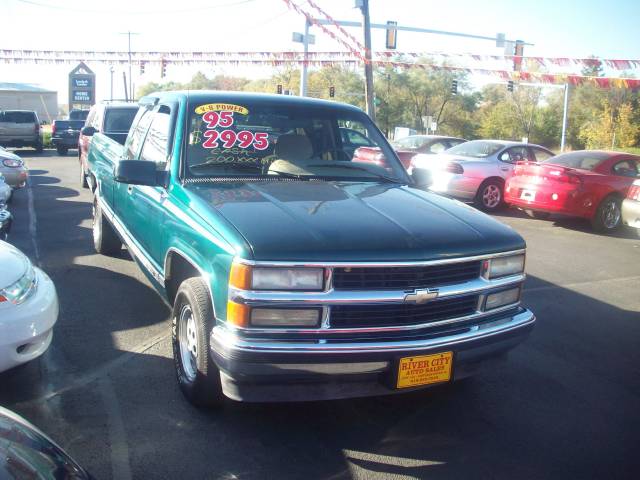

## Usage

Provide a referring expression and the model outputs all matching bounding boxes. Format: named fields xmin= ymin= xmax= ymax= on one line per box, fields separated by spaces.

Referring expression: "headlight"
xmin=2 ymin=158 xmax=23 ymax=168
xmin=484 ymin=287 xmax=521 ymax=310
xmin=0 ymin=261 xmax=37 ymax=305
xmin=230 ymin=263 xmax=324 ymax=291
xmin=485 ymin=254 xmax=525 ymax=279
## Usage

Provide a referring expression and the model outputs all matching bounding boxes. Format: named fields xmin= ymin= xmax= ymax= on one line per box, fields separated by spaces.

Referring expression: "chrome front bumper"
xmin=210 ymin=308 xmax=535 ymax=402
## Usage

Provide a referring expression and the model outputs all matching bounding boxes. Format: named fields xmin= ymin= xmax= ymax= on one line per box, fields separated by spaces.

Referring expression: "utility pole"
xmin=293 ymin=22 xmax=315 ymax=97
xmin=120 ymin=31 xmax=139 ymax=101
xmin=560 ymin=83 xmax=569 ymax=152
xmin=123 ymin=72 xmax=129 ymax=102
xmin=109 ymin=66 xmax=114 ymax=101
xmin=359 ymin=0 xmax=375 ymax=121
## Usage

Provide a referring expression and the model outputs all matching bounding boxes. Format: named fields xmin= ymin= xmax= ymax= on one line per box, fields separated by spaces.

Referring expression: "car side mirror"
xmin=81 ymin=126 xmax=97 ymax=136
xmin=115 ymin=160 xmax=167 ymax=187
xmin=411 ymin=167 xmax=432 ymax=189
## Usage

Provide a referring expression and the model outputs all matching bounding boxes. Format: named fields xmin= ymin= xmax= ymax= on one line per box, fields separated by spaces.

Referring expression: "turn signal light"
xmin=229 ymin=263 xmax=252 ymax=290
xmin=226 ymin=300 xmax=250 ymax=327
xmin=627 ymin=185 xmax=640 ymax=201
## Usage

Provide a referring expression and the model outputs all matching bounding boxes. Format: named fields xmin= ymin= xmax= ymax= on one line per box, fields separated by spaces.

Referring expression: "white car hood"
xmin=0 ymin=240 xmax=29 ymax=288
xmin=0 ymin=149 xmax=22 ymax=161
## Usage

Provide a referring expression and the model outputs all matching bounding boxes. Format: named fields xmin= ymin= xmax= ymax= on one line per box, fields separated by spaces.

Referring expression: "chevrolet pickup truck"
xmin=86 ymin=91 xmax=535 ymax=407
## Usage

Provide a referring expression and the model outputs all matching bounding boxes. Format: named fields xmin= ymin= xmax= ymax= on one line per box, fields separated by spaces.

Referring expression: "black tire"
xmin=591 ymin=195 xmax=622 ymax=233
xmin=80 ymin=164 xmax=89 ymax=189
xmin=172 ymin=277 xmax=224 ymax=408
xmin=525 ymin=209 xmax=550 ymax=220
xmin=34 ymin=141 xmax=43 ymax=153
xmin=92 ymin=197 xmax=121 ymax=255
xmin=475 ymin=179 xmax=505 ymax=212
xmin=56 ymin=146 xmax=68 ymax=156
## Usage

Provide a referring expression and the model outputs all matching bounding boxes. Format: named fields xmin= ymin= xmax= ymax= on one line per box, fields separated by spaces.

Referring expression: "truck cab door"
xmin=114 ymin=105 xmax=173 ymax=274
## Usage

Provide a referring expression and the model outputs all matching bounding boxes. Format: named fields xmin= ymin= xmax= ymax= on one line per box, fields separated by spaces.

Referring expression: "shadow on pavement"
xmin=1 ymin=163 xmax=638 ymax=480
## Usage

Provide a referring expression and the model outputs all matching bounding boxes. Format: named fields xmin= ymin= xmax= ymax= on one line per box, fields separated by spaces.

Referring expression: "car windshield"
xmin=392 ymin=136 xmax=429 ymax=150
xmin=185 ymin=100 xmax=408 ymax=183
xmin=542 ymin=151 xmax=610 ymax=171
xmin=104 ymin=108 xmax=138 ymax=133
xmin=447 ymin=140 xmax=505 ymax=158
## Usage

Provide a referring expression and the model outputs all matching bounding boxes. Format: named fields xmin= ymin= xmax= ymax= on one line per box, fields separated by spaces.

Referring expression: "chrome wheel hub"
xmin=602 ymin=200 xmax=621 ymax=229
xmin=482 ymin=184 xmax=501 ymax=208
xmin=178 ymin=304 xmax=198 ymax=382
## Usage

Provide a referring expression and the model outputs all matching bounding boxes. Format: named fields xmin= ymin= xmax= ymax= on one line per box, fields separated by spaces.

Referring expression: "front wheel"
xmin=172 ymin=277 xmax=224 ymax=408
xmin=92 ymin=198 xmax=121 ymax=255
xmin=591 ymin=196 xmax=622 ymax=233
xmin=475 ymin=179 xmax=504 ymax=212
xmin=80 ymin=164 xmax=89 ymax=188
xmin=56 ymin=146 xmax=68 ymax=156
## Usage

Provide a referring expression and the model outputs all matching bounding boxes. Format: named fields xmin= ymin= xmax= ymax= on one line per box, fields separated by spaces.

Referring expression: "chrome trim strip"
xmin=229 ymin=274 xmax=525 ymax=306
xmin=234 ymin=249 xmax=526 ymax=268
xmin=265 ymin=362 xmax=389 ymax=374
xmin=211 ymin=309 xmax=535 ymax=354
xmin=97 ymin=195 xmax=165 ymax=284
xmin=228 ymin=302 xmax=520 ymax=335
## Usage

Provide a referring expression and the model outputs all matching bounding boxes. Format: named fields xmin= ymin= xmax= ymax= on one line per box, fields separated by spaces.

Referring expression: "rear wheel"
xmin=591 ymin=195 xmax=622 ymax=233
xmin=92 ymin=197 xmax=121 ymax=255
xmin=56 ymin=146 xmax=68 ymax=156
xmin=475 ymin=179 xmax=504 ymax=212
xmin=172 ymin=277 xmax=224 ymax=408
xmin=34 ymin=141 xmax=43 ymax=153
xmin=80 ymin=164 xmax=89 ymax=188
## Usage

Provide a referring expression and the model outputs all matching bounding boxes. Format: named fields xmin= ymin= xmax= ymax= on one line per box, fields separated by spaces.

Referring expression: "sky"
xmin=1 ymin=0 xmax=639 ymax=106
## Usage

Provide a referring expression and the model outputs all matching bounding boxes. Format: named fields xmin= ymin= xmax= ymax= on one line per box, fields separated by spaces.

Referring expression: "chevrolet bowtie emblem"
xmin=404 ymin=288 xmax=439 ymax=304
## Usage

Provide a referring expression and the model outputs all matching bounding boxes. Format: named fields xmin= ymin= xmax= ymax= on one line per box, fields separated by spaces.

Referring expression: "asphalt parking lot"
xmin=1 ymin=150 xmax=639 ymax=480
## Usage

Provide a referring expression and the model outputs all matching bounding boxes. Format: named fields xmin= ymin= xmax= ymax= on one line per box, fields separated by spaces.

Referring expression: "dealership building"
xmin=0 ymin=82 xmax=58 ymax=123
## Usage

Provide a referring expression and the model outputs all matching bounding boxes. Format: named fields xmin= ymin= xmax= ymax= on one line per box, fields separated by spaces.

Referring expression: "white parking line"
xmin=99 ymin=377 xmax=133 ymax=480
xmin=26 ymin=173 xmax=41 ymax=266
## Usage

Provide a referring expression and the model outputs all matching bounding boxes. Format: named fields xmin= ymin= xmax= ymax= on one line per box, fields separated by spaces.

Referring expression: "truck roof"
xmin=143 ymin=90 xmax=365 ymax=115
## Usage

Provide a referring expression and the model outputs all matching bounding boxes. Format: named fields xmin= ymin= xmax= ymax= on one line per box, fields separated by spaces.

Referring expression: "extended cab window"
xmin=140 ymin=107 xmax=171 ymax=168
xmin=124 ymin=108 xmax=153 ymax=160
xmin=0 ymin=111 xmax=36 ymax=123
xmin=185 ymin=101 xmax=407 ymax=183
xmin=105 ymin=108 xmax=138 ymax=133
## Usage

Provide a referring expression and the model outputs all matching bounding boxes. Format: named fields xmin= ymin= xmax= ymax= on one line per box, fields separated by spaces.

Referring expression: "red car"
xmin=355 ymin=135 xmax=466 ymax=170
xmin=505 ymin=150 xmax=640 ymax=232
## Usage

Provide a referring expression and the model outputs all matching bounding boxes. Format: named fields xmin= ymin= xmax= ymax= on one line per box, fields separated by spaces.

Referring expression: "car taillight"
xmin=445 ymin=162 xmax=464 ymax=174
xmin=547 ymin=168 xmax=581 ymax=185
xmin=51 ymin=123 xmax=56 ymax=136
xmin=627 ymin=185 xmax=640 ymax=201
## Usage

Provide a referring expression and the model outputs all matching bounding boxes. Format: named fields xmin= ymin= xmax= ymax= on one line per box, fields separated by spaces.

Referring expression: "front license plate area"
xmin=397 ymin=352 xmax=453 ymax=389
xmin=520 ymin=189 xmax=536 ymax=201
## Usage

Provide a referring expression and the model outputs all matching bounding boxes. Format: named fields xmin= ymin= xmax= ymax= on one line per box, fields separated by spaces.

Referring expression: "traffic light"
xmin=329 ymin=86 xmax=335 ymax=98
xmin=385 ymin=21 xmax=397 ymax=50
xmin=139 ymin=61 xmax=145 ymax=75
xmin=160 ymin=60 xmax=167 ymax=78
xmin=451 ymin=80 xmax=458 ymax=95
xmin=277 ymin=84 xmax=283 ymax=94
xmin=507 ymin=80 xmax=514 ymax=93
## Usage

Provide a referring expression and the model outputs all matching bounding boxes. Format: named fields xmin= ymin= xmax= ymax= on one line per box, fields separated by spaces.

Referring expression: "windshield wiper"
xmin=305 ymin=163 xmax=404 ymax=183
xmin=268 ymin=169 xmax=313 ymax=180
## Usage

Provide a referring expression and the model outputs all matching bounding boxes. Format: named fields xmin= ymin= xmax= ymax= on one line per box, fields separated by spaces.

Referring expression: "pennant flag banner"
xmin=2 ymin=49 xmax=639 ymax=90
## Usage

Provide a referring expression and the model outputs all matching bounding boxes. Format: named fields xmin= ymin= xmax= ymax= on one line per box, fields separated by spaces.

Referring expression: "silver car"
xmin=622 ymin=179 xmax=640 ymax=231
xmin=410 ymin=139 xmax=554 ymax=211
xmin=0 ymin=174 xmax=11 ymax=204
xmin=0 ymin=147 xmax=28 ymax=188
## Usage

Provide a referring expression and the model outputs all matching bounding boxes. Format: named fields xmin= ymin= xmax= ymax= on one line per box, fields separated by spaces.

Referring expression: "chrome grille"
xmin=330 ymin=295 xmax=479 ymax=328
xmin=331 ymin=261 xmax=482 ymax=291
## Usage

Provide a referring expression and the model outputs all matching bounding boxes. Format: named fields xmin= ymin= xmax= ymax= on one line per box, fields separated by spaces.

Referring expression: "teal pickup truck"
xmin=87 ymin=91 xmax=535 ymax=407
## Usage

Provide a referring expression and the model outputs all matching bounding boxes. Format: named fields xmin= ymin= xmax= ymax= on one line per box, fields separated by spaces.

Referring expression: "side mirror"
xmin=81 ymin=126 xmax=97 ymax=136
xmin=115 ymin=160 xmax=167 ymax=187
xmin=411 ymin=167 xmax=432 ymax=189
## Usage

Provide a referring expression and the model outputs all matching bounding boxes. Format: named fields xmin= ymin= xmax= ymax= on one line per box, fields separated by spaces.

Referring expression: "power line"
xmin=13 ymin=0 xmax=255 ymax=15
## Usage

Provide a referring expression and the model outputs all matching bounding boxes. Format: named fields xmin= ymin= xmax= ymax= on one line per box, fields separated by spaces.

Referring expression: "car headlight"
xmin=0 ymin=260 xmax=37 ymax=305
xmin=484 ymin=253 xmax=525 ymax=279
xmin=484 ymin=287 xmax=521 ymax=311
xmin=229 ymin=263 xmax=324 ymax=291
xmin=2 ymin=158 xmax=23 ymax=168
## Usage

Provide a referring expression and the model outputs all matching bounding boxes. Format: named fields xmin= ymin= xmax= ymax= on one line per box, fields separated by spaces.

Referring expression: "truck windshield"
xmin=185 ymin=101 xmax=408 ymax=183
